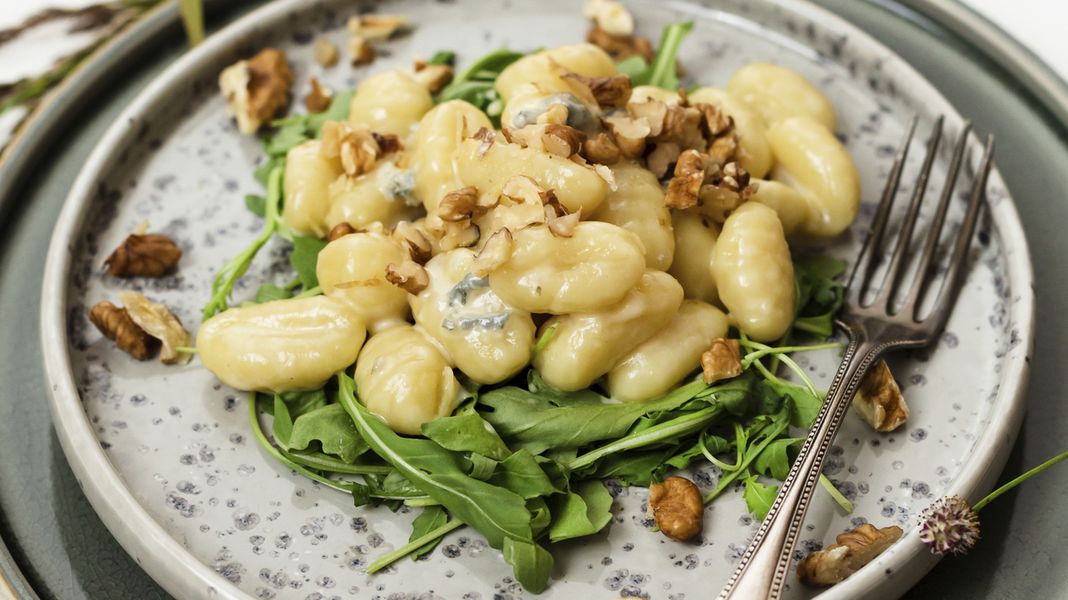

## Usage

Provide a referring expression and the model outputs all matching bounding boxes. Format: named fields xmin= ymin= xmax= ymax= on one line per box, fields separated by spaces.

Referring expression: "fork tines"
xmin=847 ymin=115 xmax=995 ymax=328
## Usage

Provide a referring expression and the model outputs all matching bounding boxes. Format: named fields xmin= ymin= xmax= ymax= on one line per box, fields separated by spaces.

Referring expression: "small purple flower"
xmin=918 ymin=495 xmax=980 ymax=556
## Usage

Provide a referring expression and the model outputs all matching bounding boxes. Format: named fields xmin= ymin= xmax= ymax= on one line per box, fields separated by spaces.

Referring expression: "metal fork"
xmin=717 ymin=116 xmax=995 ymax=599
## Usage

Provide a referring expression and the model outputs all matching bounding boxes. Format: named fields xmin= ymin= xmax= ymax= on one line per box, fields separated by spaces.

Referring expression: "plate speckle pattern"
xmin=45 ymin=1 xmax=1032 ymax=599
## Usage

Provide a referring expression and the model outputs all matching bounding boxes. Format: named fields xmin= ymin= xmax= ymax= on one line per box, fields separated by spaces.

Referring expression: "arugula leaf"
xmin=488 ymin=450 xmax=559 ymax=499
xmin=271 ymin=395 xmax=295 ymax=449
xmin=289 ymin=235 xmax=327 ymax=289
xmin=743 ymin=476 xmax=779 ymax=520
xmin=625 ymin=21 xmax=694 ymax=89
xmin=244 ymin=194 xmax=266 ymax=217
xmin=760 ymin=378 xmax=822 ymax=428
xmin=422 ymin=413 xmax=512 ymax=461
xmin=339 ymin=375 xmax=538 ymax=568
xmin=752 ymin=437 xmax=803 ymax=481
xmin=527 ymin=370 xmax=607 ymax=407
xmin=409 ymin=506 xmax=449 ymax=559
xmin=276 ymin=388 xmax=328 ymax=419
xmin=502 ymin=538 xmax=553 ymax=594
xmin=436 ymin=48 xmax=526 ymax=125
xmin=793 ymin=255 xmax=847 ymax=341
xmin=253 ymin=156 xmax=283 ymax=187
xmin=288 ymin=403 xmax=368 ymax=463
xmin=468 ymin=453 xmax=499 ymax=481
xmin=428 ymin=50 xmax=456 ymax=66
xmin=526 ymin=497 xmax=552 ymax=537
xmin=615 ymin=55 xmax=649 ymax=81
xmin=547 ymin=480 xmax=614 ymax=542
xmin=583 ymin=448 xmax=677 ymax=486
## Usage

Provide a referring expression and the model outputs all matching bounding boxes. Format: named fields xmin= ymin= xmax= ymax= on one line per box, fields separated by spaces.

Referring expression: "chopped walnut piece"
xmin=583 ymin=0 xmax=634 ymax=36
xmin=385 ymin=261 xmax=429 ymax=295
xmin=472 ymin=228 xmax=514 ymax=275
xmin=699 ymin=162 xmax=755 ymax=221
xmin=472 ymin=127 xmax=496 ymax=158
xmin=392 ymin=221 xmax=434 ymax=264
xmin=218 ymin=48 xmax=294 ymax=134
xmin=852 ymin=360 xmax=909 ymax=432
xmin=347 ymin=35 xmax=376 ymax=66
xmin=438 ymin=186 xmax=481 ymax=222
xmin=649 ymin=476 xmax=703 ymax=542
xmin=432 ymin=220 xmax=480 ymax=251
xmin=538 ymin=102 xmax=571 ymax=126
xmin=118 ymin=291 xmax=192 ymax=365
xmin=347 ymin=14 xmax=410 ymax=40
xmin=89 ymin=301 xmax=156 ymax=360
xmin=646 ymin=141 xmax=682 ymax=179
xmin=657 ymin=103 xmax=706 ymax=150
xmin=372 ymin=132 xmax=404 ymax=154
xmin=604 ymin=115 xmax=650 ymax=158
xmin=628 ymin=100 xmax=668 ymax=137
xmin=312 ymin=37 xmax=339 ymax=67
xmin=583 ymin=132 xmax=622 ymax=165
xmin=665 ymin=150 xmax=707 ymax=209
xmin=546 ymin=211 xmax=580 ymax=238
xmin=412 ymin=64 xmax=454 ymax=94
xmin=327 ymin=222 xmax=357 ymax=242
xmin=702 ymin=338 xmax=743 ymax=384
xmin=542 ymin=124 xmax=586 ymax=158
xmin=320 ymin=121 xmax=379 ymax=176
xmin=304 ymin=76 xmax=333 ymax=114
xmin=696 ymin=102 xmax=737 ymax=165
xmin=798 ymin=523 xmax=903 ymax=586
xmin=104 ymin=233 xmax=181 ymax=277
xmin=586 ymin=24 xmax=654 ymax=62
xmin=501 ymin=125 xmax=546 ymax=153
xmin=562 ymin=72 xmax=632 ymax=108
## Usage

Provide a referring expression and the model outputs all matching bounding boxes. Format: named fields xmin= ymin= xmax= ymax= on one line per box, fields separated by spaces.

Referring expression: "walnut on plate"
xmin=649 ymin=476 xmax=704 ymax=542
xmin=89 ymin=301 xmax=156 ymax=360
xmin=385 ymin=260 xmax=429 ymax=294
xmin=218 ymin=48 xmax=293 ymax=134
xmin=797 ymin=523 xmax=903 ymax=586
xmin=852 ymin=359 xmax=909 ymax=432
xmin=701 ymin=338 xmax=743 ymax=384
xmin=104 ymin=233 xmax=181 ymax=277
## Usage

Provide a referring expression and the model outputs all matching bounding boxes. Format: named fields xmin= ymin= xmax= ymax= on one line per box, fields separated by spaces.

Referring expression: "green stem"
xmin=742 ymin=342 xmax=842 ymax=369
xmin=404 ymin=497 xmax=443 ymax=508
xmin=283 ymin=449 xmax=392 ymax=476
xmin=973 ymin=450 xmax=1068 ymax=512
xmin=177 ymin=0 xmax=205 ymax=46
xmin=568 ymin=406 xmax=723 ymax=471
xmin=819 ymin=473 xmax=854 ymax=513
xmin=366 ymin=519 xmax=464 ymax=574
xmin=247 ymin=393 xmax=353 ymax=495
xmin=293 ymin=285 xmax=322 ymax=299
xmin=740 ymin=335 xmax=822 ymax=401
xmin=704 ymin=418 xmax=790 ymax=504
xmin=174 ymin=346 xmax=198 ymax=354
xmin=647 ymin=21 xmax=694 ymax=89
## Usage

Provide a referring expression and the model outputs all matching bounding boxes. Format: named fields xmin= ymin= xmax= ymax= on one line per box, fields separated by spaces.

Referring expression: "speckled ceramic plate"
xmin=39 ymin=0 xmax=1034 ymax=598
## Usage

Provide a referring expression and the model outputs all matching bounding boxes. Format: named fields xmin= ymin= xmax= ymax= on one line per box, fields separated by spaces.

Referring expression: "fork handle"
xmin=718 ymin=329 xmax=885 ymax=599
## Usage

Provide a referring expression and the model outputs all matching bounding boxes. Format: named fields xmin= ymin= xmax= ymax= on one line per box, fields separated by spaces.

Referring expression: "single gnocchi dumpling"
xmin=607 ymin=300 xmax=730 ymax=403
xmin=687 ymin=86 xmax=773 ymax=179
xmin=354 ymin=324 xmax=462 ymax=436
xmin=411 ymin=100 xmax=493 ymax=213
xmin=712 ymin=202 xmax=795 ymax=342
xmin=410 ymin=248 xmax=536 ymax=384
xmin=533 ymin=270 xmax=684 ymax=391
xmin=283 ymin=140 xmax=343 ymax=237
xmin=591 ymin=162 xmax=675 ymax=271
xmin=727 ymin=63 xmax=837 ymax=130
xmin=455 ymin=138 xmax=609 ymax=214
xmin=747 ymin=178 xmax=810 ymax=236
xmin=501 ymin=87 xmax=602 ymax=133
xmin=487 ymin=222 xmax=647 ymax=314
xmin=316 ymin=231 xmax=410 ymax=332
xmin=495 ymin=43 xmax=616 ymax=102
xmin=324 ymin=161 xmax=420 ymax=231
xmin=348 ymin=70 xmax=433 ymax=138
xmin=766 ymin=116 xmax=860 ymax=238
xmin=197 ymin=296 xmax=366 ymax=393
xmin=667 ymin=209 xmax=720 ymax=305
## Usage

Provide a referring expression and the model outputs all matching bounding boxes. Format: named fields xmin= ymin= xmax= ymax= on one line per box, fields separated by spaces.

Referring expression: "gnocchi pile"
xmin=192 ymin=8 xmax=872 ymax=591
xmin=200 ymin=42 xmax=859 ymax=435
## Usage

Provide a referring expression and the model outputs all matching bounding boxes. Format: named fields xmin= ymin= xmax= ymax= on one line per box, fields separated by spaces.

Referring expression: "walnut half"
xmin=218 ymin=48 xmax=293 ymax=134
xmin=119 ymin=291 xmax=192 ymax=365
xmin=89 ymin=301 xmax=156 ymax=360
xmin=797 ymin=523 xmax=903 ymax=586
xmin=702 ymin=338 xmax=743 ymax=384
xmin=852 ymin=360 xmax=909 ymax=432
xmin=104 ymin=233 xmax=181 ymax=277
xmin=649 ymin=476 xmax=703 ymax=542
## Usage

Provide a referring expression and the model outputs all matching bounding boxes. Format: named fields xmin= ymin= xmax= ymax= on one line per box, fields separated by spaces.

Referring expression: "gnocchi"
xmin=316 ymin=231 xmax=410 ymax=333
xmin=324 ymin=161 xmax=419 ymax=231
xmin=727 ymin=63 xmax=837 ymax=130
xmin=495 ymin=43 xmax=616 ymax=101
xmin=455 ymin=138 xmax=609 ymax=214
xmin=354 ymin=324 xmax=461 ymax=436
xmin=283 ymin=140 xmax=343 ymax=237
xmin=667 ymin=209 xmax=720 ymax=305
xmin=412 ymin=100 xmax=493 ymax=213
xmin=197 ymin=296 xmax=365 ymax=393
xmin=712 ymin=202 xmax=795 ymax=342
xmin=348 ymin=70 xmax=433 ymax=138
xmin=767 ymin=116 xmax=860 ymax=238
xmin=533 ymin=270 xmax=684 ymax=391
xmin=607 ymin=300 xmax=730 ymax=403
xmin=591 ymin=162 xmax=675 ymax=271
xmin=487 ymin=222 xmax=647 ymax=314
xmin=410 ymin=248 xmax=536 ymax=384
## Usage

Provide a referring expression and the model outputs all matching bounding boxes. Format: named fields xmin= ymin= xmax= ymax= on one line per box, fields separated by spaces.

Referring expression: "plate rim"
xmin=37 ymin=0 xmax=1036 ymax=598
